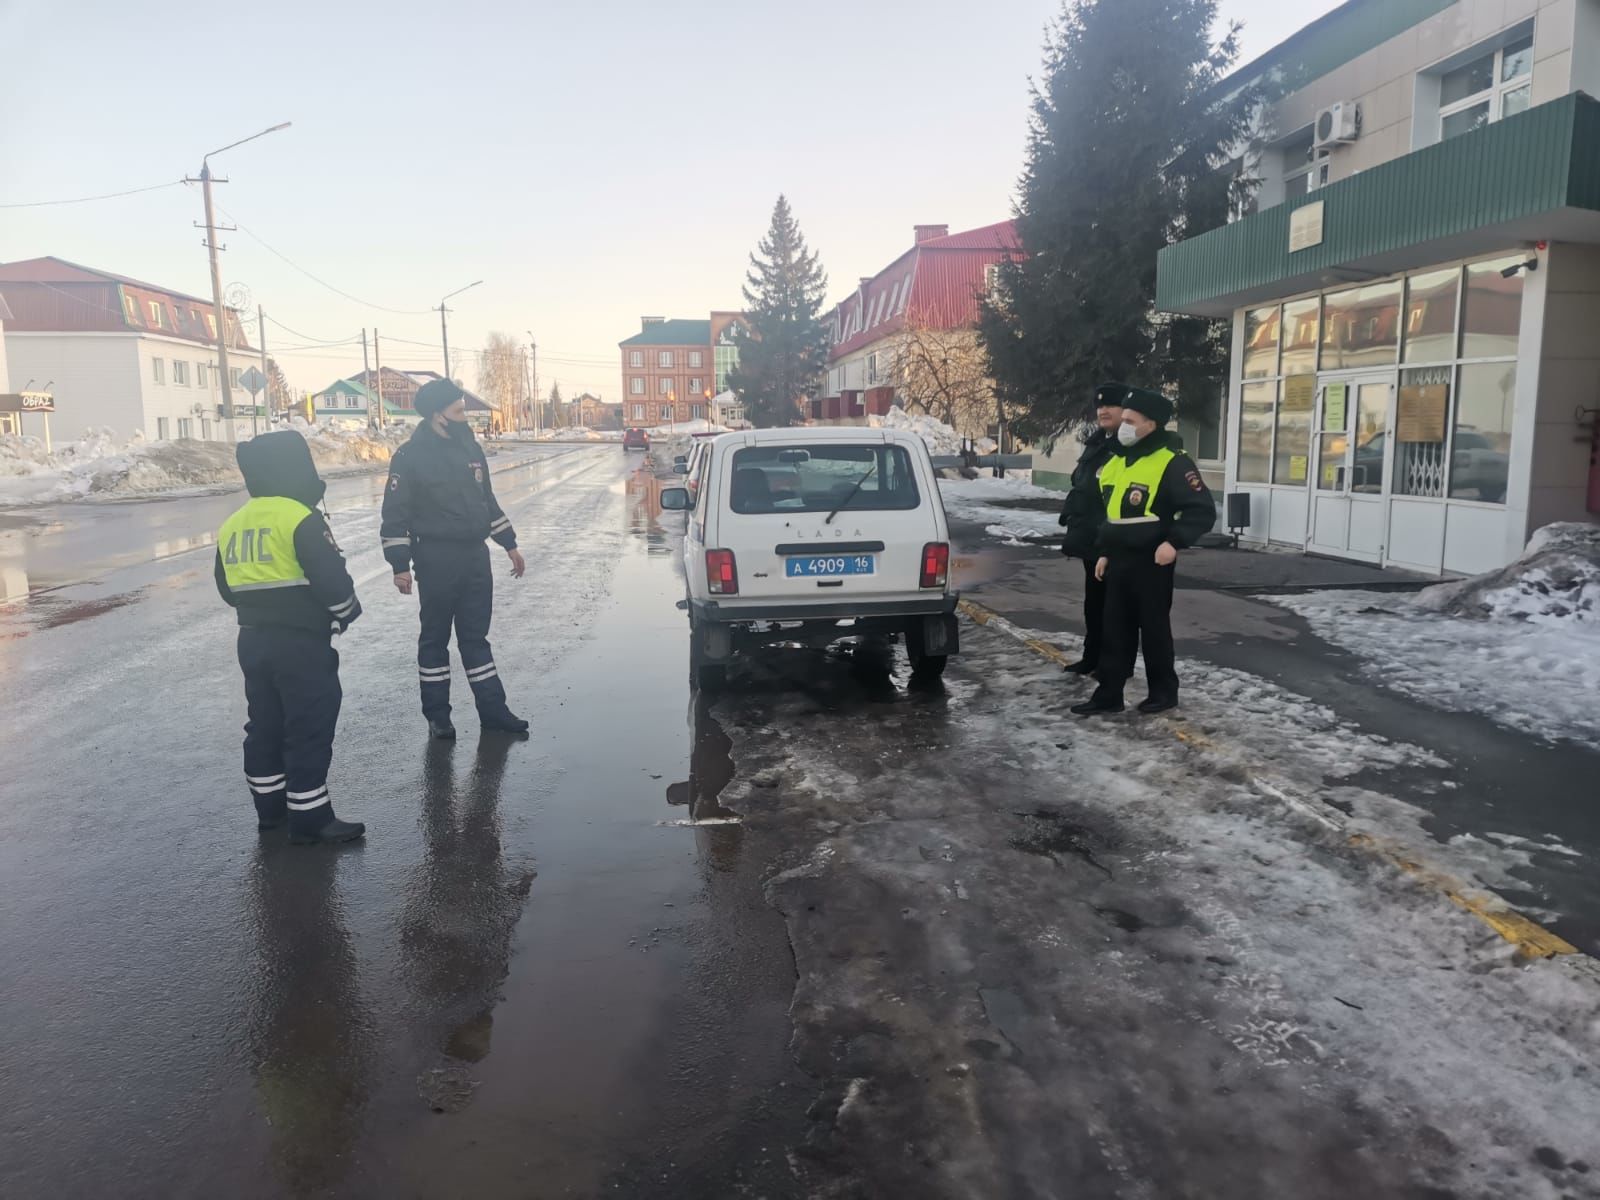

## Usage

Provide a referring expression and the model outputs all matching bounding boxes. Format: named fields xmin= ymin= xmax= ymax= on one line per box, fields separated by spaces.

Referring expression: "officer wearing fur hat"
xmin=1072 ymin=385 xmax=1215 ymax=717
xmin=380 ymin=379 xmax=529 ymax=738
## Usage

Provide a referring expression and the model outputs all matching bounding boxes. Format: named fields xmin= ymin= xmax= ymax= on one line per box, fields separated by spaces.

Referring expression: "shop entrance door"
xmin=1306 ymin=377 xmax=1392 ymax=562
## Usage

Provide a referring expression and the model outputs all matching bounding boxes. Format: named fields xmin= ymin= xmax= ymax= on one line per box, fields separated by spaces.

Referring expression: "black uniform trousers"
xmin=1080 ymin=557 xmax=1107 ymax=668
xmin=414 ymin=539 xmax=509 ymax=722
xmin=238 ymin=626 xmax=342 ymax=834
xmin=1095 ymin=556 xmax=1178 ymax=703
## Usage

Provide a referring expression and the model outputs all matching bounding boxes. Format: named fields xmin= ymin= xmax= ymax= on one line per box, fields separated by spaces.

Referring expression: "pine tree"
xmin=727 ymin=195 xmax=830 ymax=427
xmin=978 ymin=0 xmax=1259 ymax=444
xmin=548 ymin=381 xmax=563 ymax=428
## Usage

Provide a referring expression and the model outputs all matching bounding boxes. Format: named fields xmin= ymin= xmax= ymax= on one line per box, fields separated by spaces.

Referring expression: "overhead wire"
xmin=0 ymin=179 xmax=188 ymax=209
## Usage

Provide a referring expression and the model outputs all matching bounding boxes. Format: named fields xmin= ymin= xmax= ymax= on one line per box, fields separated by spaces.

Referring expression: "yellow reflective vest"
xmin=1099 ymin=446 xmax=1177 ymax=525
xmin=219 ymin=496 xmax=313 ymax=593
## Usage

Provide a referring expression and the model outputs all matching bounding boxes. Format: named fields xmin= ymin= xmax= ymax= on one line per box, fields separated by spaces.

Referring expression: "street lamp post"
xmin=191 ymin=122 xmax=290 ymax=442
xmin=436 ymin=280 xmax=482 ymax=380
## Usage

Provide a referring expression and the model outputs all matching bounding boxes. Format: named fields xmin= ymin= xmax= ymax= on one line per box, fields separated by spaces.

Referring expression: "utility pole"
xmin=436 ymin=280 xmax=483 ymax=383
xmin=520 ymin=348 xmax=533 ymax=433
xmin=526 ymin=331 xmax=538 ymax=435
xmin=257 ymin=305 xmax=267 ymax=436
xmin=374 ymin=328 xmax=385 ymax=424
xmin=187 ymin=122 xmax=290 ymax=442
xmin=362 ymin=329 xmax=374 ymax=429
xmin=199 ymin=161 xmax=236 ymax=440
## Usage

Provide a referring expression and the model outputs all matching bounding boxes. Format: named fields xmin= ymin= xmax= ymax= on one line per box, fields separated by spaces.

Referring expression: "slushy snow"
xmin=1271 ymin=523 xmax=1600 ymax=750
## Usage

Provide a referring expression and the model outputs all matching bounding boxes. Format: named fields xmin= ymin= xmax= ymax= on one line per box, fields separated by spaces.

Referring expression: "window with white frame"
xmin=173 ymin=360 xmax=190 ymax=386
xmin=867 ymin=352 xmax=879 ymax=384
xmin=148 ymin=300 xmax=165 ymax=328
xmin=178 ymin=418 xmax=193 ymax=439
xmin=630 ymin=377 xmax=645 ymax=395
xmin=661 ymin=404 xmax=673 ymax=421
xmin=691 ymin=404 xmax=704 ymax=420
xmin=632 ymin=403 xmax=645 ymax=420
xmin=152 ymin=357 xmax=165 ymax=384
xmin=203 ymin=313 xmax=216 ymax=339
xmin=630 ymin=350 xmax=644 ymax=367
xmin=689 ymin=377 xmax=703 ymax=393
xmin=689 ymin=350 xmax=703 ymax=368
xmin=1438 ymin=33 xmax=1533 ymax=141
xmin=658 ymin=377 xmax=672 ymax=395
xmin=196 ymin=362 xmax=208 ymax=389
xmin=231 ymin=367 xmax=242 ymax=388
xmin=658 ymin=350 xmax=674 ymax=368
xmin=156 ymin=417 xmax=169 ymax=440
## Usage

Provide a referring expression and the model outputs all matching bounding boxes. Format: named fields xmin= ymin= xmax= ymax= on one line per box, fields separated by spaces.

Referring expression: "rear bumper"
xmin=690 ymin=593 xmax=958 ymax=624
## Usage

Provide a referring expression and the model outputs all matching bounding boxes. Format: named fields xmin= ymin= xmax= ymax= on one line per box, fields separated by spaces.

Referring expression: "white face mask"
xmin=1116 ymin=422 xmax=1140 ymax=446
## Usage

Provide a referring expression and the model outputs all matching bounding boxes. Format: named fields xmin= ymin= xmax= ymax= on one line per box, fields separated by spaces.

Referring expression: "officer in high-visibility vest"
xmin=1072 ymin=385 xmax=1215 ymax=717
xmin=215 ymin=431 xmax=366 ymax=844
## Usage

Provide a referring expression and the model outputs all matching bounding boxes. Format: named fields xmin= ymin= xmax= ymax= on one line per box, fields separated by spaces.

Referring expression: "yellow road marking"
xmin=959 ymin=597 xmax=1581 ymax=961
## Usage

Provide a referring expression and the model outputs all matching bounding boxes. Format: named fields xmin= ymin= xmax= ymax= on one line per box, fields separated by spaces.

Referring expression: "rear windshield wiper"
xmin=825 ymin=459 xmax=878 ymax=524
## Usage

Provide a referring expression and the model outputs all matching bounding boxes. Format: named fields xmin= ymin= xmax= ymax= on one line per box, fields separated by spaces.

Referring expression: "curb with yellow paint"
xmin=957 ymin=597 xmax=1583 ymax=962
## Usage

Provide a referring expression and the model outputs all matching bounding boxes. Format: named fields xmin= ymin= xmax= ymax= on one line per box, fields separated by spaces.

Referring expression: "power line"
xmin=214 ymin=201 xmax=435 ymax=316
xmin=262 ymin=313 xmax=363 ymax=345
xmin=0 ymin=179 xmax=187 ymax=209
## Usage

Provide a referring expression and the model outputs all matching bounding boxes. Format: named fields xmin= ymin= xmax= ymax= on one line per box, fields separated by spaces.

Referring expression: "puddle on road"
xmin=665 ymin=696 xmax=738 ymax=823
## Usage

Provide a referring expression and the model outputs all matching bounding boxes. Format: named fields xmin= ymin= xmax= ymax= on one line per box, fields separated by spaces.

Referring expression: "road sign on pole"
xmin=239 ymin=366 xmax=267 ymax=397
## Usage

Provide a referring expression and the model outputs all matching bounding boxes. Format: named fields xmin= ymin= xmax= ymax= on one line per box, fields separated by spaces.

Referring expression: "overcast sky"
xmin=1 ymin=0 xmax=1344 ymax=402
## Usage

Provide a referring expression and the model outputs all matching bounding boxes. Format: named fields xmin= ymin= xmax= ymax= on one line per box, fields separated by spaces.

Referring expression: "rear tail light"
xmin=920 ymin=542 xmax=950 ymax=589
xmin=706 ymin=549 xmax=739 ymax=595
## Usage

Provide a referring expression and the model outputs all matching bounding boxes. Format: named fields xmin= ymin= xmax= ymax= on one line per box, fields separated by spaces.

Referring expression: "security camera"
xmin=1501 ymin=258 xmax=1539 ymax=278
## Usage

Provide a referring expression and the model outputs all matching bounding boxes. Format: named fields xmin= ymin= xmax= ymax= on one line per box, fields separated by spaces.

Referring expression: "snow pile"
xmin=509 ymin=426 xmax=622 ymax=443
xmin=649 ymin=418 xmax=729 ymax=438
xmin=1271 ymin=526 xmax=1600 ymax=750
xmin=0 ymin=421 xmax=406 ymax=506
xmin=866 ymin=407 xmax=991 ymax=456
xmin=1414 ymin=522 xmax=1600 ymax=624
xmin=939 ymin=473 xmax=1061 ymax=540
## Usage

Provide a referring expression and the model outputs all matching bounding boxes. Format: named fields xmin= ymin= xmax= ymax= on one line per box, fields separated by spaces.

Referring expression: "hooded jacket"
xmin=214 ymin=431 xmax=362 ymax=636
xmin=1058 ymin=426 xmax=1120 ymax=560
xmin=378 ymin=421 xmax=516 ymax=575
xmin=1092 ymin=429 xmax=1216 ymax=557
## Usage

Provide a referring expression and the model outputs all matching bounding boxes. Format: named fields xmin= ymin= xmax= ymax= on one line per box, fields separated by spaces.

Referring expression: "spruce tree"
xmin=978 ymin=0 xmax=1258 ymax=443
xmin=548 ymin=381 xmax=563 ymax=428
xmin=727 ymin=195 xmax=830 ymax=427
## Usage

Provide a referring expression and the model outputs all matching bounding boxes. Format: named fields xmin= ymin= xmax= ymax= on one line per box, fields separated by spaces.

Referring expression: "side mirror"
xmin=672 ymin=462 xmax=690 ymax=475
xmin=660 ymin=487 xmax=691 ymax=511
xmin=673 ymin=455 xmax=688 ymax=466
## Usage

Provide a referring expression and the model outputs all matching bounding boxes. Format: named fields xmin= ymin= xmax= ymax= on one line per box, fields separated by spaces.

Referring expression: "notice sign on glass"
xmin=1397 ymin=384 xmax=1448 ymax=442
xmin=1289 ymin=454 xmax=1309 ymax=482
xmin=1283 ymin=374 xmax=1316 ymax=412
xmin=1323 ymin=383 xmax=1348 ymax=431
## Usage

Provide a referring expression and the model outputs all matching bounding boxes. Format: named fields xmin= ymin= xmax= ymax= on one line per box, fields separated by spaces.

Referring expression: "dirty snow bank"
xmin=867 ymin=406 xmax=996 ymax=456
xmin=0 ymin=421 xmax=406 ymax=506
xmin=939 ymin=473 xmax=1059 ymax=540
xmin=716 ymin=625 xmax=1600 ymax=1198
xmin=1272 ymin=523 xmax=1600 ymax=749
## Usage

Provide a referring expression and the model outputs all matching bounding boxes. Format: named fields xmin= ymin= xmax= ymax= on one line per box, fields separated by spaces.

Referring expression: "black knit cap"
xmin=1097 ymin=382 xmax=1173 ymax=426
xmin=414 ymin=378 xmax=464 ymax=419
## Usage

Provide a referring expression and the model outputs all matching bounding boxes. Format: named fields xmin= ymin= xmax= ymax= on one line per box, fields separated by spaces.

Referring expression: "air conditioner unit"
xmin=192 ymin=402 xmax=207 ymax=416
xmin=1313 ymin=101 xmax=1360 ymax=149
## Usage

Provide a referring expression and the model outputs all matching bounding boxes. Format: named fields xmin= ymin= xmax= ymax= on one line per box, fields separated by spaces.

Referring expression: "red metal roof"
xmin=825 ymin=220 xmax=1020 ymax=361
xmin=0 ymin=256 xmax=216 ymax=308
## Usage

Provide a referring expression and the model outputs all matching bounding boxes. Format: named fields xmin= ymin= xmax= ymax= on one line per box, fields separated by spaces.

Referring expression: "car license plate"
xmin=786 ymin=554 xmax=875 ymax=578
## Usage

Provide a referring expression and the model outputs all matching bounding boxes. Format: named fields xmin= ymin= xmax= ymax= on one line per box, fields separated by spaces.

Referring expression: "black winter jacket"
xmin=379 ymin=423 xmax=517 ymax=575
xmin=1058 ymin=427 xmax=1120 ymax=560
xmin=1092 ymin=429 xmax=1217 ymax=557
xmin=214 ymin=430 xmax=362 ymax=637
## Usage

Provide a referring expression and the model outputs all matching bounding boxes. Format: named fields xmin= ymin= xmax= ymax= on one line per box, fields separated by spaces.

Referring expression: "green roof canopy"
xmin=619 ymin=319 xmax=711 ymax=347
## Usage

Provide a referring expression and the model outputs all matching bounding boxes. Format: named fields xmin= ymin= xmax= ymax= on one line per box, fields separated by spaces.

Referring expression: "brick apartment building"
xmin=618 ymin=311 xmax=746 ymax=426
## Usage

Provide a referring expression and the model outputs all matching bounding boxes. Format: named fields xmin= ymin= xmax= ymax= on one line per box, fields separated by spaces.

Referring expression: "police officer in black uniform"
xmin=380 ymin=379 xmax=529 ymax=739
xmin=215 ymin=431 xmax=366 ymax=844
xmin=1071 ymin=386 xmax=1215 ymax=717
xmin=1058 ymin=385 xmax=1126 ymax=675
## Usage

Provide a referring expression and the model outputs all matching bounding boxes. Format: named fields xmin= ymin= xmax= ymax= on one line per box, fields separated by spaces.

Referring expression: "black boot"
xmin=429 ymin=719 xmax=457 ymax=740
xmin=1138 ymin=694 xmax=1179 ymax=715
xmin=253 ymin=792 xmax=287 ymax=832
xmin=289 ymin=814 xmax=366 ymax=846
xmin=1071 ymin=690 xmax=1125 ymax=716
xmin=480 ymin=710 xmax=530 ymax=734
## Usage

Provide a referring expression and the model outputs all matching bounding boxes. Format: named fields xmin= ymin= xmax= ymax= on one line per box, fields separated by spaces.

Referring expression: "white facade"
xmin=3 ymin=330 xmax=260 ymax=443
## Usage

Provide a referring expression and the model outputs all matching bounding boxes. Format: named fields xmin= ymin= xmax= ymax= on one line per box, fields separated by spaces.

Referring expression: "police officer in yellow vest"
xmin=215 ymin=432 xmax=366 ymax=844
xmin=1072 ymin=385 xmax=1215 ymax=717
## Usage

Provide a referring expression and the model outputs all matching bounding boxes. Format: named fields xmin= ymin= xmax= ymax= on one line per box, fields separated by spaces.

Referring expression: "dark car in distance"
xmin=623 ymin=427 xmax=650 ymax=451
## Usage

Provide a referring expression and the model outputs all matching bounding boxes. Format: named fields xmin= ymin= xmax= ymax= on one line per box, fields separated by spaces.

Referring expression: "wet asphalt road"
xmin=0 ymin=445 xmax=809 ymax=1198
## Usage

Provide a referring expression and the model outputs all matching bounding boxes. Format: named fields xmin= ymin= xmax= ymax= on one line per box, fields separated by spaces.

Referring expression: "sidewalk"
xmin=947 ymin=518 xmax=1600 ymax=957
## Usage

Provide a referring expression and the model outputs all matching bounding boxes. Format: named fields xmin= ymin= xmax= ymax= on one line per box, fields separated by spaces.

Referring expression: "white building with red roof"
xmin=815 ymin=221 xmax=1019 ymax=436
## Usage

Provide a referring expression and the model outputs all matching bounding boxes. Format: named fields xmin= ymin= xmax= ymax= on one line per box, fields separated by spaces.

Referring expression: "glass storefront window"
xmin=1242 ymin=306 xmax=1280 ymax=379
xmin=1238 ymin=381 xmax=1275 ymax=484
xmin=1320 ymin=281 xmax=1401 ymax=369
xmin=1451 ymin=363 xmax=1515 ymax=502
xmin=1394 ymin=366 xmax=1451 ymax=498
xmin=1461 ymin=256 xmax=1523 ymax=358
xmin=1351 ymin=381 xmax=1390 ymax=495
xmin=1403 ymin=268 xmax=1460 ymax=363
xmin=1280 ymin=297 xmax=1320 ymax=376
xmin=1272 ymin=377 xmax=1314 ymax=485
